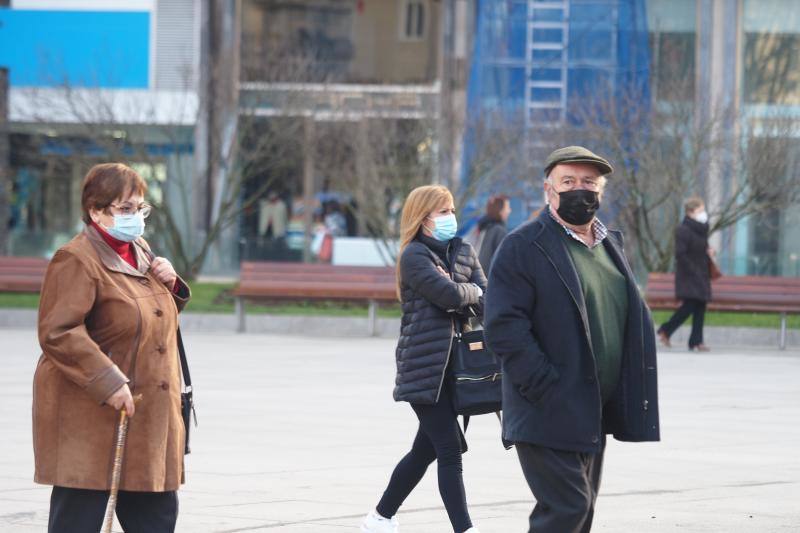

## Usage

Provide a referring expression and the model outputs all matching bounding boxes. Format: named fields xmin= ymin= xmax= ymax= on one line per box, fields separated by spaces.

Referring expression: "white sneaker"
xmin=360 ymin=509 xmax=399 ymax=533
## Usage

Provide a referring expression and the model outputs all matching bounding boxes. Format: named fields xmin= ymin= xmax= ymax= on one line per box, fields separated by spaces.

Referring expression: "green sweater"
xmin=564 ymin=235 xmax=629 ymax=403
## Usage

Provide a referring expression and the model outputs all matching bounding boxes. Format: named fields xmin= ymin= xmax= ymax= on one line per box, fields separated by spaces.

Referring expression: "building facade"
xmin=2 ymin=0 xmax=798 ymax=276
xmin=2 ymin=0 xmax=198 ymax=258
xmin=463 ymin=0 xmax=799 ymax=276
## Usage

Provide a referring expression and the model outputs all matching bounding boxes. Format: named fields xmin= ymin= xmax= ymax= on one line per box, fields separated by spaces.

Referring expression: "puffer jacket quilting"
xmin=393 ymin=236 xmax=488 ymax=404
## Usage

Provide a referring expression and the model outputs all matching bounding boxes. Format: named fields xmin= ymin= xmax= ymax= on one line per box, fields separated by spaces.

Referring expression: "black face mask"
xmin=555 ymin=189 xmax=600 ymax=225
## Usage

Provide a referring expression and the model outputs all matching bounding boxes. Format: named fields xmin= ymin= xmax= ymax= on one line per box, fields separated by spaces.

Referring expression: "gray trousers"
xmin=515 ymin=437 xmax=605 ymax=533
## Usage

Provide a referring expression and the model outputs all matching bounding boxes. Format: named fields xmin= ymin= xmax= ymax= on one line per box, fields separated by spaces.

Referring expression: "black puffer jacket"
xmin=675 ymin=217 xmax=711 ymax=302
xmin=393 ymin=235 xmax=487 ymax=404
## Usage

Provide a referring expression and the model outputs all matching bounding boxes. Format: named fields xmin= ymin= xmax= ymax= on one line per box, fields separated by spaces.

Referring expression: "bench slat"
xmin=0 ymin=256 xmax=49 ymax=293
xmin=645 ymin=272 xmax=800 ymax=314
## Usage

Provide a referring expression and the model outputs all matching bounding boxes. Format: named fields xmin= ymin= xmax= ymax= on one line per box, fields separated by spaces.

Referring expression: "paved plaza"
xmin=1 ymin=326 xmax=799 ymax=532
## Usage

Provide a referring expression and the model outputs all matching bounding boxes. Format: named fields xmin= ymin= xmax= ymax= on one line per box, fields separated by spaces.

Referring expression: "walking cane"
xmin=101 ymin=394 xmax=143 ymax=533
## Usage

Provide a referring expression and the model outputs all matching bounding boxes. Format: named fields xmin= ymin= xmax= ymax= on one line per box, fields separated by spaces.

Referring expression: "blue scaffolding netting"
xmin=461 ymin=0 xmax=651 ymax=230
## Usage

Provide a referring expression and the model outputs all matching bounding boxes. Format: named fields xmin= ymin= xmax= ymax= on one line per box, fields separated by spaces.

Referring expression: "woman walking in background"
xmin=474 ymin=195 xmax=511 ymax=274
xmin=658 ymin=196 xmax=714 ymax=351
xmin=361 ymin=185 xmax=485 ymax=533
xmin=34 ymin=163 xmax=191 ymax=532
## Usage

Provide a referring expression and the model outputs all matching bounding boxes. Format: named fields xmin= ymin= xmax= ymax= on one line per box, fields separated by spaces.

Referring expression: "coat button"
xmin=586 ymin=376 xmax=595 ymax=384
xmin=160 ymin=381 xmax=169 ymax=390
xmin=591 ymin=436 xmax=600 ymax=444
xmin=157 ymin=345 xmax=166 ymax=354
xmin=155 ymin=309 xmax=163 ymax=317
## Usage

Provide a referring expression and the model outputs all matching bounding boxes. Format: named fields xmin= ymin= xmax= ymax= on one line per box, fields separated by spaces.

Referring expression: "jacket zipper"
xmin=640 ymin=303 xmax=649 ymax=419
xmin=435 ymin=318 xmax=455 ymax=403
xmin=456 ymin=373 xmax=501 ymax=382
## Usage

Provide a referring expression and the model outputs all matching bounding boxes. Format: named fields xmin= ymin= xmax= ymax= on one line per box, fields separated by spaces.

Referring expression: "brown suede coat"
xmin=33 ymin=225 xmax=190 ymax=492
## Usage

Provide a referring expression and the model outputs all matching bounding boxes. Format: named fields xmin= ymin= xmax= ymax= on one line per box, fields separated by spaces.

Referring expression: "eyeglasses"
xmin=107 ymin=203 xmax=152 ymax=219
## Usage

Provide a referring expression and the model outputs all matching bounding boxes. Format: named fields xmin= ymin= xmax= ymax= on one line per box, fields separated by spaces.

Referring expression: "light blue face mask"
xmin=105 ymin=213 xmax=145 ymax=242
xmin=429 ymin=213 xmax=458 ymax=241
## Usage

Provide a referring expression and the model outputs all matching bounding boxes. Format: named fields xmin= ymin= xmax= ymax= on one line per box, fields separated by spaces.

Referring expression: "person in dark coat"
xmin=475 ymin=195 xmax=511 ymax=273
xmin=361 ymin=185 xmax=486 ymax=533
xmin=657 ymin=197 xmax=714 ymax=351
xmin=484 ymin=146 xmax=660 ymax=533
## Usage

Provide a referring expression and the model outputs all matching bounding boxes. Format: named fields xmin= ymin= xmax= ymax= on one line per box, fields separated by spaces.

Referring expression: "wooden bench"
xmin=0 ymin=256 xmax=50 ymax=293
xmin=645 ymin=272 xmax=800 ymax=350
xmin=232 ymin=261 xmax=398 ymax=335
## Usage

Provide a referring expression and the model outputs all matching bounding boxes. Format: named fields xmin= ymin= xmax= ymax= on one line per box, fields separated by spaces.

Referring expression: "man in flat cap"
xmin=484 ymin=146 xmax=660 ymax=532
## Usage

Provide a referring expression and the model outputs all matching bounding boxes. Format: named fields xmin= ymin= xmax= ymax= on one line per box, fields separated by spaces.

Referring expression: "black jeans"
xmin=516 ymin=437 xmax=605 ymax=533
xmin=48 ymin=486 xmax=178 ymax=533
xmin=659 ymin=298 xmax=707 ymax=348
xmin=376 ymin=387 xmax=472 ymax=533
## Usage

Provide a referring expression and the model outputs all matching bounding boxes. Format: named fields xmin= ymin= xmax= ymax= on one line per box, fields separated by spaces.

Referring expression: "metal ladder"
xmin=525 ymin=0 xmax=570 ymax=133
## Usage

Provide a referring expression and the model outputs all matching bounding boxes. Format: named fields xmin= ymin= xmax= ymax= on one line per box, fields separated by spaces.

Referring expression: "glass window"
xmin=402 ymin=1 xmax=426 ymax=40
xmin=742 ymin=0 xmax=800 ymax=104
xmin=647 ymin=0 xmax=697 ymax=101
xmin=649 ymin=32 xmax=696 ymax=101
xmin=743 ymin=33 xmax=800 ymax=104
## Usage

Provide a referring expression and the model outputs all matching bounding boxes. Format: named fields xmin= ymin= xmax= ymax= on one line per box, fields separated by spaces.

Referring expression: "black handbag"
xmin=177 ymin=329 xmax=197 ymax=455
xmin=450 ymin=321 xmax=503 ymax=416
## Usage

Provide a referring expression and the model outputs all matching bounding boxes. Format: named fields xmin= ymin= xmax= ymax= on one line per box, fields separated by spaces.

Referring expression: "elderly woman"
xmin=34 ymin=163 xmax=190 ymax=533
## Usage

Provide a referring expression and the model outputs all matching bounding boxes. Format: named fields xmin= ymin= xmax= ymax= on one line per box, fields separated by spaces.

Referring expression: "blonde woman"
xmin=361 ymin=186 xmax=485 ymax=533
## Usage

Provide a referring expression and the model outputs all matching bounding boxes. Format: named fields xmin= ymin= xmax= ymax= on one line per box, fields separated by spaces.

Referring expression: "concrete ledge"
xmin=0 ymin=309 xmax=37 ymax=328
xmin=664 ymin=325 xmax=799 ymax=351
xmin=1 ymin=308 xmax=797 ymax=349
xmin=234 ymin=314 xmax=401 ymax=338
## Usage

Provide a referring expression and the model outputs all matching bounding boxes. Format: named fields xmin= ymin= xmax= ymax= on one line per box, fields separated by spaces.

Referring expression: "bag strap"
xmin=177 ymin=328 xmax=198 ymax=426
xmin=177 ymin=328 xmax=192 ymax=390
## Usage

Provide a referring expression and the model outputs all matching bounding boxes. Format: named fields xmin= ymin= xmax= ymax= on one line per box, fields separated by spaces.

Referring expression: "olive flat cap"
xmin=544 ymin=146 xmax=613 ymax=177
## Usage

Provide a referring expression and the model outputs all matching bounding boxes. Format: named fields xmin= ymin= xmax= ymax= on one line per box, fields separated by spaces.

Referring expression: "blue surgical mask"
xmin=105 ymin=213 xmax=145 ymax=242
xmin=429 ymin=213 xmax=458 ymax=241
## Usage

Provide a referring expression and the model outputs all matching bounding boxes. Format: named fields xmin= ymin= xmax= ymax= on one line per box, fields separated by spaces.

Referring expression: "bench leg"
xmin=368 ymin=300 xmax=378 ymax=337
xmin=236 ymin=297 xmax=246 ymax=333
xmin=779 ymin=312 xmax=787 ymax=351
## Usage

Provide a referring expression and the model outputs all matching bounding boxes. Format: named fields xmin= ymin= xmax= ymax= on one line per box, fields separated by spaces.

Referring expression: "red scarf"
xmin=90 ymin=221 xmax=138 ymax=269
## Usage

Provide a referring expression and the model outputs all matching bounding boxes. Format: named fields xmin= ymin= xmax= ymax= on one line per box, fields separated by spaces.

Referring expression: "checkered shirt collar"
xmin=548 ymin=207 xmax=608 ymax=249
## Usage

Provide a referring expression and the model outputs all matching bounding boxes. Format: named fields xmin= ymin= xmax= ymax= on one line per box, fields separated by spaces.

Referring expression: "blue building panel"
xmin=0 ymin=9 xmax=150 ymax=88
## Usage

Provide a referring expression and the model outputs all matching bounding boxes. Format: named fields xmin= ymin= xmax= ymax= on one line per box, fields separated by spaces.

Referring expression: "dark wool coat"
xmin=393 ymin=236 xmax=488 ymax=404
xmin=484 ymin=211 xmax=660 ymax=453
xmin=476 ymin=217 xmax=509 ymax=275
xmin=675 ymin=217 xmax=712 ymax=302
